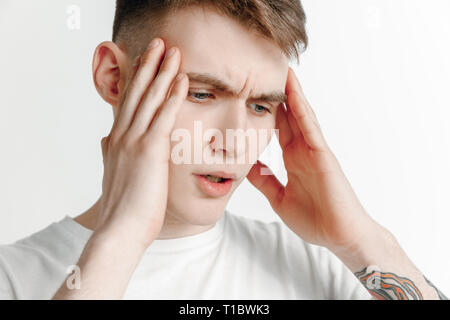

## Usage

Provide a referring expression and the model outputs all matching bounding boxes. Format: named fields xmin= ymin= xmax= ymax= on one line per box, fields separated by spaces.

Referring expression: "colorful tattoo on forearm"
xmin=354 ymin=265 xmax=448 ymax=300
xmin=423 ymin=276 xmax=448 ymax=300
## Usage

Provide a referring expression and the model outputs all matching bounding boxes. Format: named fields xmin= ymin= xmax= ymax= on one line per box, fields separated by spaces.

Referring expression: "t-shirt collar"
xmin=59 ymin=211 xmax=228 ymax=254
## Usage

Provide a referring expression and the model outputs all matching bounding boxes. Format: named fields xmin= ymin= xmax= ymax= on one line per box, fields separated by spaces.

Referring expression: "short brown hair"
xmin=112 ymin=0 xmax=308 ymax=64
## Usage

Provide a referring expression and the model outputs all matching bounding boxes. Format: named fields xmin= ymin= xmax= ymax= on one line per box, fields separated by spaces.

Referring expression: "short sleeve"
xmin=0 ymin=255 xmax=15 ymax=300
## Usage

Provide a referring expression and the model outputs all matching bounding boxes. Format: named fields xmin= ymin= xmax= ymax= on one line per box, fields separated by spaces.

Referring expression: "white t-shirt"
xmin=0 ymin=210 xmax=372 ymax=300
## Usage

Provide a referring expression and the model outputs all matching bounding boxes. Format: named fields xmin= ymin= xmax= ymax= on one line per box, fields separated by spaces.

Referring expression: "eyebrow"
xmin=186 ymin=72 xmax=287 ymax=106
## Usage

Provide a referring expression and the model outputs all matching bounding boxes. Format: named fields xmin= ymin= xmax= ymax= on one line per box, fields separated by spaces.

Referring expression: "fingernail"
xmin=167 ymin=47 xmax=177 ymax=58
xmin=175 ymin=73 xmax=185 ymax=82
xmin=148 ymin=38 xmax=159 ymax=49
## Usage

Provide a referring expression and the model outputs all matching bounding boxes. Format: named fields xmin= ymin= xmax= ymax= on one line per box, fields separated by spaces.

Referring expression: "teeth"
xmin=204 ymin=175 xmax=224 ymax=183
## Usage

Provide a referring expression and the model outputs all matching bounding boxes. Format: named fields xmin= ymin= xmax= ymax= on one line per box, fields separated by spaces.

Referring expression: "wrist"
xmin=93 ymin=211 xmax=161 ymax=250
xmin=327 ymin=220 xmax=397 ymax=272
xmin=89 ymin=223 xmax=151 ymax=257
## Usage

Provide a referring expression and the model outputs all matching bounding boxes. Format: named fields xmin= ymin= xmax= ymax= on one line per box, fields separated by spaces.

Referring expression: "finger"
xmin=246 ymin=160 xmax=284 ymax=210
xmin=111 ymin=55 xmax=141 ymax=135
xmin=285 ymin=67 xmax=327 ymax=150
xmin=282 ymin=100 xmax=310 ymax=151
xmin=284 ymin=100 xmax=302 ymax=139
xmin=288 ymin=91 xmax=327 ymax=151
xmin=146 ymin=72 xmax=188 ymax=139
xmin=296 ymin=84 xmax=322 ymax=130
xmin=275 ymin=103 xmax=293 ymax=148
xmin=302 ymin=94 xmax=320 ymax=129
xmin=286 ymin=67 xmax=320 ymax=128
xmin=113 ymin=38 xmax=165 ymax=137
xmin=128 ymin=46 xmax=181 ymax=136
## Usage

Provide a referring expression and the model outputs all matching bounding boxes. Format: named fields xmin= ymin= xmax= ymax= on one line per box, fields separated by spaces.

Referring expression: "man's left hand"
xmin=247 ymin=67 xmax=381 ymax=252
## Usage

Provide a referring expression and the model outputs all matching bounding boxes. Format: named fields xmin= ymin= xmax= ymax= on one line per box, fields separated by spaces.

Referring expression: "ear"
xmin=92 ymin=41 xmax=129 ymax=108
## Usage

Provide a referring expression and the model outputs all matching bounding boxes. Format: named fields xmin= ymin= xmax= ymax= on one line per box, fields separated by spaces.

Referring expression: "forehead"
xmin=159 ymin=6 xmax=288 ymax=96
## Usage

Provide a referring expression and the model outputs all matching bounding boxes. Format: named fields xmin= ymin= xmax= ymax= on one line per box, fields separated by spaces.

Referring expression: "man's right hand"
xmin=52 ymin=38 xmax=187 ymax=299
xmin=96 ymin=38 xmax=187 ymax=249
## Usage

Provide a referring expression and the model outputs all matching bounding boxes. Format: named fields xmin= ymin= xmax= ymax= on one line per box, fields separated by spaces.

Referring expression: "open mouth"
xmin=194 ymin=173 xmax=235 ymax=197
xmin=201 ymin=174 xmax=232 ymax=183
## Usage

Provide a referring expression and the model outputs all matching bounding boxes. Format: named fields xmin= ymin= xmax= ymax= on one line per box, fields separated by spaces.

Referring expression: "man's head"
xmin=112 ymin=0 xmax=307 ymax=64
xmin=92 ymin=0 xmax=307 ymax=235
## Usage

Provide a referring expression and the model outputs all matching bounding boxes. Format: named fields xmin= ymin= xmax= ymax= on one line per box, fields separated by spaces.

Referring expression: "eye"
xmin=187 ymin=90 xmax=272 ymax=116
xmin=249 ymin=103 xmax=271 ymax=115
xmin=187 ymin=91 xmax=214 ymax=102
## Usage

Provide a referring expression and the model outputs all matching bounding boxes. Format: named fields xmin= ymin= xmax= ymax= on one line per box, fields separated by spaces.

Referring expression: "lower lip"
xmin=194 ymin=174 xmax=233 ymax=197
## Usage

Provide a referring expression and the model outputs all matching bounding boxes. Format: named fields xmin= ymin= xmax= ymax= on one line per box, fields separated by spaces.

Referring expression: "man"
xmin=0 ymin=0 xmax=447 ymax=300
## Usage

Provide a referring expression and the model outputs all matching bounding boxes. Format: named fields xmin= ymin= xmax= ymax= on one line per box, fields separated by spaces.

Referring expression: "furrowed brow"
xmin=186 ymin=72 xmax=237 ymax=94
xmin=250 ymin=92 xmax=287 ymax=105
xmin=186 ymin=72 xmax=287 ymax=105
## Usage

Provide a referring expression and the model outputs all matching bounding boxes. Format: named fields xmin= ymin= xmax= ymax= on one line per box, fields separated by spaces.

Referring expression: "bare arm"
xmin=52 ymin=226 xmax=146 ymax=299
xmin=247 ymin=68 xmax=447 ymax=300
xmin=330 ymin=223 xmax=447 ymax=300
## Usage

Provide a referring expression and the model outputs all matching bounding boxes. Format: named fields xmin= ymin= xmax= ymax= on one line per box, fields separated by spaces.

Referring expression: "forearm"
xmin=329 ymin=222 xmax=447 ymax=300
xmin=52 ymin=227 xmax=147 ymax=299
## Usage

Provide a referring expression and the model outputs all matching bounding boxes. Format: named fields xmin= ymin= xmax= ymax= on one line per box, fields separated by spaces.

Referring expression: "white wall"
xmin=1 ymin=0 xmax=449 ymax=295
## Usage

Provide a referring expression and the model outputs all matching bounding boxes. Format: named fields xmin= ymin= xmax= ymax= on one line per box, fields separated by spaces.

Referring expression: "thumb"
xmin=247 ymin=160 xmax=284 ymax=210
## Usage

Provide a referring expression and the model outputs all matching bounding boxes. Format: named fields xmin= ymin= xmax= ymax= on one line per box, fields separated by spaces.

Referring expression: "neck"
xmin=73 ymin=196 xmax=102 ymax=231
xmin=73 ymin=196 xmax=216 ymax=240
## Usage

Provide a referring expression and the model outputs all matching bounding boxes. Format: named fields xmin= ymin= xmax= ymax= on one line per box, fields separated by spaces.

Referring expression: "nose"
xmin=207 ymin=101 xmax=248 ymax=161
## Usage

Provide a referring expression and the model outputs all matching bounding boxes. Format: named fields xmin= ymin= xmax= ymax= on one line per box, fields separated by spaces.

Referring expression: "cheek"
xmin=172 ymin=102 xmax=219 ymax=138
xmin=171 ymin=102 xmax=275 ymax=158
xmin=172 ymin=101 xmax=205 ymax=129
xmin=173 ymin=102 xmax=190 ymax=128
xmin=250 ymin=120 xmax=276 ymax=146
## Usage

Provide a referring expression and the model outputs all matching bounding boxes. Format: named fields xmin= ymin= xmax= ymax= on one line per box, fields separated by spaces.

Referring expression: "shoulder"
xmin=0 ymin=216 xmax=85 ymax=265
xmin=0 ymin=216 xmax=89 ymax=299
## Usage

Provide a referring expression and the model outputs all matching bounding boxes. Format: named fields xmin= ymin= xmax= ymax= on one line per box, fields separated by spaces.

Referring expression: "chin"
xmin=166 ymin=195 xmax=229 ymax=226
